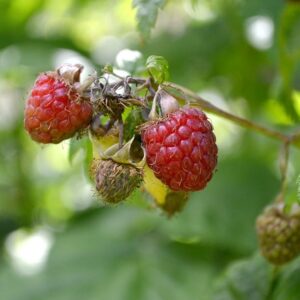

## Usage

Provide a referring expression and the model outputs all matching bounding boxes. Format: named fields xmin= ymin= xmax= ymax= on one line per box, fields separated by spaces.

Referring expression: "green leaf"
xmin=296 ymin=175 xmax=300 ymax=204
xmin=123 ymin=108 xmax=145 ymax=141
xmin=0 ymin=207 xmax=216 ymax=300
xmin=103 ymin=64 xmax=114 ymax=74
xmin=132 ymin=0 xmax=165 ymax=40
xmin=277 ymin=4 xmax=300 ymax=121
xmin=279 ymin=4 xmax=300 ymax=60
xmin=69 ymin=137 xmax=93 ymax=181
xmin=68 ymin=137 xmax=88 ymax=164
xmin=213 ymin=254 xmax=272 ymax=300
xmin=273 ymin=257 xmax=300 ymax=300
xmin=146 ymin=55 xmax=169 ymax=83
xmin=276 ymin=82 xmax=299 ymax=122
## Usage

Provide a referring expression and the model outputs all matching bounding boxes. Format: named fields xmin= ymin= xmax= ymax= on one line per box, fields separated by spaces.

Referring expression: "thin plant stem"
xmin=101 ymin=72 xmax=300 ymax=148
xmin=162 ymin=82 xmax=300 ymax=147
xmin=266 ymin=266 xmax=281 ymax=300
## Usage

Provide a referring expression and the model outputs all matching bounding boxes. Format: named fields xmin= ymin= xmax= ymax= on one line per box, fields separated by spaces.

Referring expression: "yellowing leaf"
xmin=143 ymin=164 xmax=168 ymax=205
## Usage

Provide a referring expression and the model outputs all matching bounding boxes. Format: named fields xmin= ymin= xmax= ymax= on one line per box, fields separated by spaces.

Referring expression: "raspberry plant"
xmin=0 ymin=0 xmax=299 ymax=300
xmin=24 ymin=54 xmax=300 ymax=268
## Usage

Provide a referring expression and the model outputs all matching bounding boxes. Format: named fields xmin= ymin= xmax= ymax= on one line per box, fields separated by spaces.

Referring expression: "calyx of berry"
xmin=57 ymin=63 xmax=83 ymax=84
xmin=159 ymin=89 xmax=179 ymax=116
xmin=57 ymin=63 xmax=97 ymax=95
xmin=148 ymin=87 xmax=179 ymax=120
xmin=104 ymin=137 xmax=146 ymax=168
xmin=89 ymin=118 xmax=119 ymax=159
xmin=91 ymin=134 xmax=145 ymax=169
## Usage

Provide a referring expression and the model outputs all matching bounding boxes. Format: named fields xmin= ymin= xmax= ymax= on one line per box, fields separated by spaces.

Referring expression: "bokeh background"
xmin=1 ymin=0 xmax=300 ymax=299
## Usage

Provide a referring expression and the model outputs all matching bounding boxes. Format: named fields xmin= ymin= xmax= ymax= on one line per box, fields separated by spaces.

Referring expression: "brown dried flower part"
xmin=256 ymin=203 xmax=300 ymax=265
xmin=57 ymin=63 xmax=83 ymax=84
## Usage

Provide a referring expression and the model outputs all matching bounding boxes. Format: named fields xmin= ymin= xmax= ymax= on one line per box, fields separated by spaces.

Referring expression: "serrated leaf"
xmin=213 ymin=255 xmax=272 ymax=300
xmin=132 ymin=0 xmax=165 ymax=40
xmin=146 ymin=55 xmax=169 ymax=83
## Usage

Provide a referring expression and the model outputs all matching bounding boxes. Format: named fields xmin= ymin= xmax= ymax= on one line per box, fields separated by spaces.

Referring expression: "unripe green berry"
xmin=256 ymin=203 xmax=300 ymax=265
xmin=92 ymin=159 xmax=143 ymax=204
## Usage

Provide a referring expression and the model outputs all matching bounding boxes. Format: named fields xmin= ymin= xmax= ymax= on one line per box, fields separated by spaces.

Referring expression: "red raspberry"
xmin=24 ymin=72 xmax=93 ymax=143
xmin=141 ymin=108 xmax=218 ymax=191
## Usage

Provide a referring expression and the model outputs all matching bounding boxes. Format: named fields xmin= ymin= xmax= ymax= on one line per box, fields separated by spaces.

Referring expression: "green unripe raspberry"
xmin=256 ymin=203 xmax=300 ymax=265
xmin=92 ymin=159 xmax=143 ymax=204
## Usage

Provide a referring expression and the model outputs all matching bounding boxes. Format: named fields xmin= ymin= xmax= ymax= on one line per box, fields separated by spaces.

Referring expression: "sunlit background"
xmin=1 ymin=0 xmax=300 ymax=299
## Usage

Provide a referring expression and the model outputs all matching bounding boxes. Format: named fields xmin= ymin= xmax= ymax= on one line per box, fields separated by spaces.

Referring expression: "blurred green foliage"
xmin=1 ymin=0 xmax=300 ymax=299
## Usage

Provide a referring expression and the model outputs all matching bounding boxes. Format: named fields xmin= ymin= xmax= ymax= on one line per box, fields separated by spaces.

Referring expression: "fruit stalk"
xmin=104 ymin=73 xmax=300 ymax=148
xmin=162 ymin=82 xmax=298 ymax=146
xmin=277 ymin=141 xmax=291 ymax=202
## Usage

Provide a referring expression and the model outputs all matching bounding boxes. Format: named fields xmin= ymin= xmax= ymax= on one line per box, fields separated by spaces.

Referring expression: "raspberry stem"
xmin=162 ymin=82 xmax=300 ymax=147
xmin=98 ymin=68 xmax=300 ymax=196
xmin=118 ymin=117 xmax=124 ymax=149
xmin=101 ymin=71 xmax=299 ymax=148
xmin=148 ymin=86 xmax=160 ymax=120
xmin=278 ymin=141 xmax=290 ymax=201
xmin=266 ymin=266 xmax=281 ymax=300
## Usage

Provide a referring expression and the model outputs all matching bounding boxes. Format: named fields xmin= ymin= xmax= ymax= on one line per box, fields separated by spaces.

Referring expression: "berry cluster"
xmin=24 ymin=63 xmax=218 ymax=215
xmin=24 ymin=63 xmax=300 ymax=265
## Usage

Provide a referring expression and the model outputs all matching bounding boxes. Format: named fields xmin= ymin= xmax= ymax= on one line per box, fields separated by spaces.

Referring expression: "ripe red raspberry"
xmin=24 ymin=72 xmax=93 ymax=143
xmin=141 ymin=108 xmax=217 ymax=191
